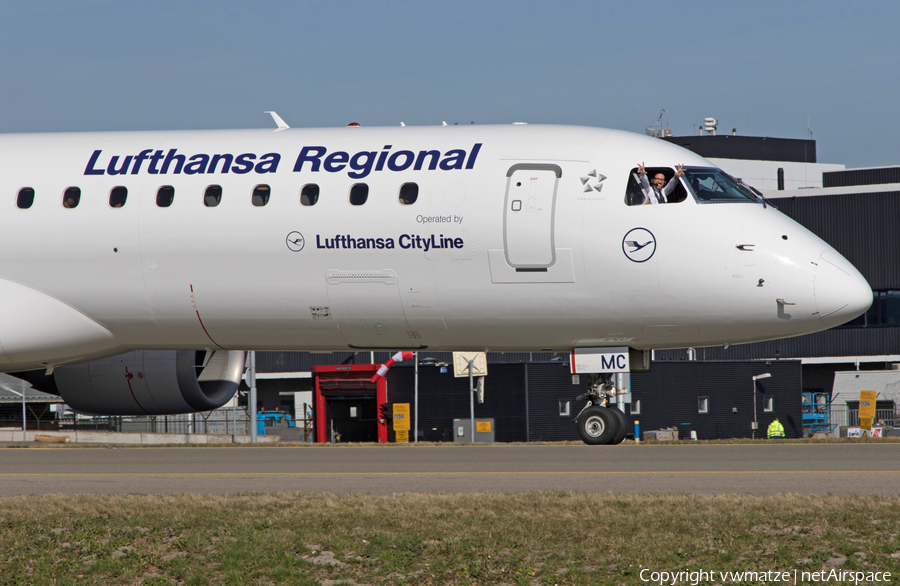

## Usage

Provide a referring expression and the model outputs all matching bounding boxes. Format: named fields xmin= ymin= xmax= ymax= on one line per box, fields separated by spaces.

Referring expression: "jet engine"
xmin=21 ymin=350 xmax=246 ymax=415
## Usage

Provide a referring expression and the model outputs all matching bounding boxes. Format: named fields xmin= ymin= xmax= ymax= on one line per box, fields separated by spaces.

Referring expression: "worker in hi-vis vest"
xmin=767 ymin=418 xmax=785 ymax=439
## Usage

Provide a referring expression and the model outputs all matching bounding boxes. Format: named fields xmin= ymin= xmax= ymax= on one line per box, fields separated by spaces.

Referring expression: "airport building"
xmin=662 ymin=133 xmax=844 ymax=191
xmin=382 ymin=359 xmax=803 ymax=442
xmin=238 ymin=352 xmax=802 ymax=442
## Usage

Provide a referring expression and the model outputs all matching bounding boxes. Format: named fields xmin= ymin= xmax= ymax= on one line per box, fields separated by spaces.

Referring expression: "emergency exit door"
xmin=503 ymin=164 xmax=561 ymax=268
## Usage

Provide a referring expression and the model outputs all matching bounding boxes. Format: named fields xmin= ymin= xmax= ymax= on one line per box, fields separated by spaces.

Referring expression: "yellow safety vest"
xmin=767 ymin=420 xmax=785 ymax=438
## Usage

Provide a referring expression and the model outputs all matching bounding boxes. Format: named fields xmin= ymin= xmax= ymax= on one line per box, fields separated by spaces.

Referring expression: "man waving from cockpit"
xmin=637 ymin=163 xmax=685 ymax=204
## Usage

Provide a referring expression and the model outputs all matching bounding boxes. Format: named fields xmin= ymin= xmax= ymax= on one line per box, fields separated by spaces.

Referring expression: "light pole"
xmin=413 ymin=352 xmax=418 ymax=444
xmin=248 ymin=351 xmax=257 ymax=443
xmin=467 ymin=357 xmax=476 ymax=443
xmin=752 ymin=373 xmax=772 ymax=439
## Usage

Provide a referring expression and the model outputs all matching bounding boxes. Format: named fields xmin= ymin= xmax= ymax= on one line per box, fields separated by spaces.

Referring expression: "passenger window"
xmin=349 ymin=183 xmax=368 ymax=206
xmin=157 ymin=186 xmax=175 ymax=207
xmin=300 ymin=184 xmax=319 ymax=206
xmin=624 ymin=167 xmax=688 ymax=206
xmin=62 ymin=187 xmax=81 ymax=209
xmin=204 ymin=185 xmax=222 ymax=207
xmin=109 ymin=186 xmax=127 ymax=208
xmin=251 ymin=185 xmax=270 ymax=207
xmin=17 ymin=188 xmax=34 ymax=209
xmin=399 ymin=182 xmax=418 ymax=205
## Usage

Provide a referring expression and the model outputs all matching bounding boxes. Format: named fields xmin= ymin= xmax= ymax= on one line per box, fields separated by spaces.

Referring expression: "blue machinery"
xmin=256 ymin=411 xmax=295 ymax=436
xmin=802 ymin=392 xmax=831 ymax=436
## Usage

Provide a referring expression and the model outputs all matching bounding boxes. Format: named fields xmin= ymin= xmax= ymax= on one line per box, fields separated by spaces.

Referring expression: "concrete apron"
xmin=0 ymin=429 xmax=278 ymax=445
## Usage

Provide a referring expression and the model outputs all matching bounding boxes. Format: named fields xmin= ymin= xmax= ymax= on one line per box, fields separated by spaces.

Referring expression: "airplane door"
xmin=503 ymin=164 xmax=561 ymax=268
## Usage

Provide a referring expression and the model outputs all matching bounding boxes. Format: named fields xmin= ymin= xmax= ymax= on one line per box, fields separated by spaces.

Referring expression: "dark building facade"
xmin=381 ymin=360 xmax=802 ymax=442
xmin=823 ymin=166 xmax=900 ymax=188
xmin=663 ymin=135 xmax=816 ymax=163
xmin=629 ymin=361 xmax=802 ymax=440
xmin=256 ymin=351 xmax=563 ymax=374
xmin=385 ymin=361 xmax=579 ymax=443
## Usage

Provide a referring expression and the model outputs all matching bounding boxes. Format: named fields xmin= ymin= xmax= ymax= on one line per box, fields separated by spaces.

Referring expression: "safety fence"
xmin=0 ymin=418 xmax=63 ymax=431
xmin=829 ymin=408 xmax=896 ymax=429
xmin=0 ymin=411 xmax=314 ymax=441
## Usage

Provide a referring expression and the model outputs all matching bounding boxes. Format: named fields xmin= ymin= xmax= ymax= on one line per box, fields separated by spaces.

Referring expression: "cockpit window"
xmin=683 ymin=167 xmax=759 ymax=203
xmin=624 ymin=167 xmax=688 ymax=206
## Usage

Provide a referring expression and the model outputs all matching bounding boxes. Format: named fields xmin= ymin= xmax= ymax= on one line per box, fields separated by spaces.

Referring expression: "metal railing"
xmin=0 ymin=418 xmax=62 ymax=431
xmin=828 ymin=408 xmax=896 ymax=429
xmin=2 ymin=411 xmax=315 ymax=441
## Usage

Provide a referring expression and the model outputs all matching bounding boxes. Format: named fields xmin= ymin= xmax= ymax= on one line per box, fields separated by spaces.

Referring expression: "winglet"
xmin=264 ymin=111 xmax=289 ymax=130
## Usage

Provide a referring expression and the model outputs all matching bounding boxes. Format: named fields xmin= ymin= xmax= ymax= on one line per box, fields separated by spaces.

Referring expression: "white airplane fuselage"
xmin=0 ymin=124 xmax=872 ymax=372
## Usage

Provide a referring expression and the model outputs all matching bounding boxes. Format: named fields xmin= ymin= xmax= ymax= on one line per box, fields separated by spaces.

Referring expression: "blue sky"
xmin=1 ymin=0 xmax=897 ymax=167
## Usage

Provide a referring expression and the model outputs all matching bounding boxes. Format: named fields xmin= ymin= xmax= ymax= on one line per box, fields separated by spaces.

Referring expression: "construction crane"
xmin=645 ymin=109 xmax=671 ymax=138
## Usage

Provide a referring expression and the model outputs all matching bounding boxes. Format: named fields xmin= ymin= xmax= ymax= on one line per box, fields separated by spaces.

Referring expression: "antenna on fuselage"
xmin=264 ymin=111 xmax=290 ymax=131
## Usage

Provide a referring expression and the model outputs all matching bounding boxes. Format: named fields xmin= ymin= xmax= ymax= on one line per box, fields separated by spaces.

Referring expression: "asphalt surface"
xmin=1 ymin=443 xmax=898 ymax=495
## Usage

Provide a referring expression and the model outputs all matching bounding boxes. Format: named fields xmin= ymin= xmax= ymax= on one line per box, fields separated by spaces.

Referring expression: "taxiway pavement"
xmin=1 ymin=443 xmax=898 ymax=495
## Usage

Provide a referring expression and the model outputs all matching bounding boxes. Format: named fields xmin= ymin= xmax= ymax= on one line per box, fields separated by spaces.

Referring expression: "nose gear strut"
xmin=573 ymin=374 xmax=628 ymax=445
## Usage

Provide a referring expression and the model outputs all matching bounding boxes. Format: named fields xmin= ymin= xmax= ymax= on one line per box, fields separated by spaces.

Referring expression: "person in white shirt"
xmin=637 ymin=163 xmax=685 ymax=204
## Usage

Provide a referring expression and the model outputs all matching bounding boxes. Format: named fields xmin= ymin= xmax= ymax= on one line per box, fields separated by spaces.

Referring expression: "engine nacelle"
xmin=50 ymin=350 xmax=246 ymax=415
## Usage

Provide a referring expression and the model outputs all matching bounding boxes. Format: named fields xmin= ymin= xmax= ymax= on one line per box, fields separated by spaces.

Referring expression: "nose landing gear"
xmin=574 ymin=375 xmax=628 ymax=445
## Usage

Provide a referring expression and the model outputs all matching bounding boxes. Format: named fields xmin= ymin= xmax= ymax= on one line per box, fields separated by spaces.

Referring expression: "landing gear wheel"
xmin=576 ymin=406 xmax=617 ymax=445
xmin=608 ymin=406 xmax=628 ymax=445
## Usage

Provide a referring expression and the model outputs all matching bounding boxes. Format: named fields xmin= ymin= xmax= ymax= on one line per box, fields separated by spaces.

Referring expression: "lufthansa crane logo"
xmin=622 ymin=228 xmax=656 ymax=263
xmin=286 ymin=231 xmax=305 ymax=252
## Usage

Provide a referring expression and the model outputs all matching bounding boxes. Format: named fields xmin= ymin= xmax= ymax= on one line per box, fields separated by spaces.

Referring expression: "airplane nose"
xmin=814 ymin=251 xmax=873 ymax=328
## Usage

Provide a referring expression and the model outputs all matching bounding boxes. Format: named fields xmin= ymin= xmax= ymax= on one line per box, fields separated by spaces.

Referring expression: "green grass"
xmin=1 ymin=493 xmax=899 ymax=585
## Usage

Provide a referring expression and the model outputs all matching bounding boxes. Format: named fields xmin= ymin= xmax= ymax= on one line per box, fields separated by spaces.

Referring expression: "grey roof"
xmin=832 ymin=370 xmax=900 ymax=406
xmin=0 ymin=374 xmax=61 ymax=403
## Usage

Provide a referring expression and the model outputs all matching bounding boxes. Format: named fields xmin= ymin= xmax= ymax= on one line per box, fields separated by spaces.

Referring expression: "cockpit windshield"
xmin=684 ymin=167 xmax=760 ymax=203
